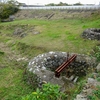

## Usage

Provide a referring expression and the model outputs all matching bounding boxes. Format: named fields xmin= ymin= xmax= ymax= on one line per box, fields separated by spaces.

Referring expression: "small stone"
xmin=92 ymin=73 xmax=98 ymax=79
xmin=41 ymin=66 xmax=46 ymax=70
xmin=58 ymin=62 xmax=62 ymax=66
xmin=29 ymin=68 xmax=33 ymax=72
xmin=73 ymin=76 xmax=79 ymax=83
xmin=69 ymin=75 xmax=75 ymax=81
xmin=34 ymin=31 xmax=40 ymax=34
xmin=82 ymin=90 xmax=87 ymax=93
xmin=43 ymin=75 xmax=46 ymax=78
xmin=35 ymin=68 xmax=40 ymax=72
xmin=36 ymin=59 xmax=39 ymax=62
xmin=32 ymin=61 xmax=34 ymax=64
xmin=75 ymin=94 xmax=87 ymax=100
xmin=88 ymin=78 xmax=97 ymax=86
xmin=42 ymin=81 xmax=47 ymax=84
xmin=33 ymin=70 xmax=36 ymax=73
xmin=40 ymin=54 xmax=43 ymax=57
xmin=84 ymin=84 xmax=90 ymax=89
xmin=60 ymin=59 xmax=64 ymax=64
xmin=29 ymin=62 xmax=31 ymax=66
xmin=44 ymin=58 xmax=47 ymax=61
xmin=54 ymin=55 xmax=57 ymax=58
xmin=49 ymin=51 xmax=54 ymax=54
xmin=83 ymin=88 xmax=93 ymax=96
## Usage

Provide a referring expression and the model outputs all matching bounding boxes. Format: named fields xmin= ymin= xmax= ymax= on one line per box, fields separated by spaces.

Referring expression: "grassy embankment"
xmin=0 ymin=12 xmax=100 ymax=100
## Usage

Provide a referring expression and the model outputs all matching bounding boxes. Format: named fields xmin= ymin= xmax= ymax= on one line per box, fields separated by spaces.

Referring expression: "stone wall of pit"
xmin=82 ymin=28 xmax=100 ymax=40
xmin=26 ymin=51 xmax=96 ymax=89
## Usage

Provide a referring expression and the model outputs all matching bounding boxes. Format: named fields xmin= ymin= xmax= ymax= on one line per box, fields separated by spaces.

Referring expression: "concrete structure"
xmin=20 ymin=5 xmax=100 ymax=10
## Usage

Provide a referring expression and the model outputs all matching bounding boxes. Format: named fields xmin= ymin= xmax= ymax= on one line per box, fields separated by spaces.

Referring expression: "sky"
xmin=17 ymin=0 xmax=100 ymax=5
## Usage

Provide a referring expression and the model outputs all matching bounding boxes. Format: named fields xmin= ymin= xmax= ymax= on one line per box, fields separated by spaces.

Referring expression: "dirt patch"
xmin=14 ymin=9 xmax=99 ymax=20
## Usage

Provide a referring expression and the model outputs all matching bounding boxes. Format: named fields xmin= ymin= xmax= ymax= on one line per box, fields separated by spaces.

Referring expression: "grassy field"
xmin=1 ymin=18 xmax=100 ymax=55
xmin=0 ymin=11 xmax=100 ymax=100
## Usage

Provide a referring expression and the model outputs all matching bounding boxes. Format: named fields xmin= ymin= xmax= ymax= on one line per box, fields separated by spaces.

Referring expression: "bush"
xmin=22 ymin=83 xmax=67 ymax=100
xmin=0 ymin=0 xmax=19 ymax=20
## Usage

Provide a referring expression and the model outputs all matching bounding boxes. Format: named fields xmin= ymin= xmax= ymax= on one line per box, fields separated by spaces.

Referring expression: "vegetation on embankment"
xmin=0 ymin=10 xmax=100 ymax=100
xmin=0 ymin=0 xmax=19 ymax=21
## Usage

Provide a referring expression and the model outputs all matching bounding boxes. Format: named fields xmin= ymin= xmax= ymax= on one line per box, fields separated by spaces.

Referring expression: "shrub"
xmin=22 ymin=83 xmax=67 ymax=100
xmin=0 ymin=0 xmax=19 ymax=20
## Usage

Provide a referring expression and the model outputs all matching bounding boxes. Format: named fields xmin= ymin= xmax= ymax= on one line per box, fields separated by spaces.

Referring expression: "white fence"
xmin=20 ymin=5 xmax=100 ymax=10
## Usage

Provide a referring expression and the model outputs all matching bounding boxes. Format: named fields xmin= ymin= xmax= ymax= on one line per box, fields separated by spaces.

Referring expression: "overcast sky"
xmin=17 ymin=0 xmax=100 ymax=5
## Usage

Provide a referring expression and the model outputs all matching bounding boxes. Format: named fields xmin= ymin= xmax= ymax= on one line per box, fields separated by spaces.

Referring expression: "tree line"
xmin=46 ymin=2 xmax=82 ymax=6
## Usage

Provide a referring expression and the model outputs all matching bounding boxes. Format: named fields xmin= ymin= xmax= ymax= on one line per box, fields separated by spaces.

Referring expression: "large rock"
xmin=82 ymin=28 xmax=100 ymax=40
xmin=25 ymin=51 xmax=96 ymax=91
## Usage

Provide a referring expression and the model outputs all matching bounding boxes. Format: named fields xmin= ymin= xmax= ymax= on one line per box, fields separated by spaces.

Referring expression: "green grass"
xmin=11 ymin=18 xmax=99 ymax=55
xmin=0 ymin=12 xmax=100 ymax=100
xmin=0 ymin=58 xmax=34 ymax=100
xmin=3 ymin=19 xmax=99 ymax=54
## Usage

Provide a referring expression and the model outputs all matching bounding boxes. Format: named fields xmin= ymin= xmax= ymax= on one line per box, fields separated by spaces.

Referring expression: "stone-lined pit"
xmin=25 ymin=51 xmax=96 ymax=91
xmin=82 ymin=28 xmax=100 ymax=40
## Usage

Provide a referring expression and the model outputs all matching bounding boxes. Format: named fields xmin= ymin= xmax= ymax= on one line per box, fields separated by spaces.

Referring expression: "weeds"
xmin=88 ymin=86 xmax=100 ymax=100
xmin=22 ymin=83 xmax=67 ymax=100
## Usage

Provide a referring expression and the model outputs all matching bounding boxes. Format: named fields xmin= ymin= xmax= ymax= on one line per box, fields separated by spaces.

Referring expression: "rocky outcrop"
xmin=82 ymin=28 xmax=100 ymax=40
xmin=25 ymin=51 xmax=96 ymax=91
xmin=74 ymin=63 xmax=100 ymax=100
xmin=13 ymin=28 xmax=27 ymax=37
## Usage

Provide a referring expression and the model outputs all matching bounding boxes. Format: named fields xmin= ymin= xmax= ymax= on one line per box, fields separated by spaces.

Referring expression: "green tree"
xmin=73 ymin=2 xmax=83 ymax=6
xmin=46 ymin=3 xmax=56 ymax=6
xmin=46 ymin=2 xmax=69 ymax=6
xmin=0 ymin=0 xmax=19 ymax=20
